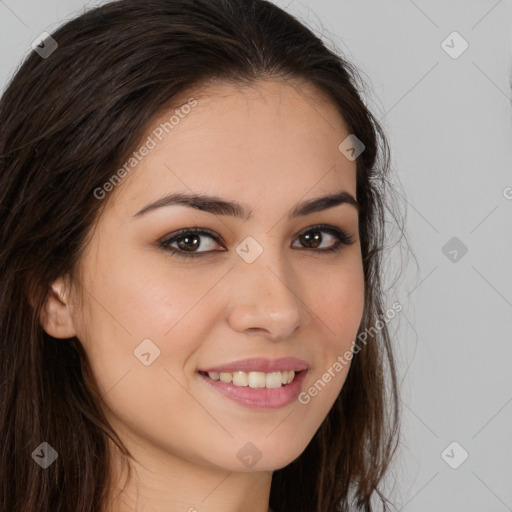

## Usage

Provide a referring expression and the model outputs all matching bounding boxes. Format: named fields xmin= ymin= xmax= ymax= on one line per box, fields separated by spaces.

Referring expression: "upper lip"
xmin=199 ymin=357 xmax=309 ymax=373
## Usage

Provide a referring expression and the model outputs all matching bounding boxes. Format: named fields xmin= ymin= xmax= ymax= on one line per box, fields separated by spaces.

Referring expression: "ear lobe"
xmin=39 ymin=275 xmax=77 ymax=339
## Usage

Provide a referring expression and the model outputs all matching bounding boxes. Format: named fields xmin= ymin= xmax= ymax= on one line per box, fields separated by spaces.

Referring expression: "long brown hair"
xmin=0 ymin=1 xmax=402 ymax=510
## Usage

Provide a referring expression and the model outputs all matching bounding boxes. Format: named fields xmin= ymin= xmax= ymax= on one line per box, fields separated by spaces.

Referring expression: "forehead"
xmin=103 ymin=78 xmax=357 ymax=219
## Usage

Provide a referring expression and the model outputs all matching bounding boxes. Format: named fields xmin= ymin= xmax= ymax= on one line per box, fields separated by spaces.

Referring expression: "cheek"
xmin=313 ymin=263 xmax=365 ymax=345
xmin=300 ymin=263 xmax=364 ymax=409
xmin=79 ymin=260 xmax=233 ymax=393
xmin=72 ymin=258 xmax=197 ymax=389
xmin=74 ymin=266 xmax=213 ymax=441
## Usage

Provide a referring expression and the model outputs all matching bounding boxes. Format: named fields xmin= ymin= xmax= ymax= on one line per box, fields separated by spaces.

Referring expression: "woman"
xmin=0 ymin=0 xmax=402 ymax=510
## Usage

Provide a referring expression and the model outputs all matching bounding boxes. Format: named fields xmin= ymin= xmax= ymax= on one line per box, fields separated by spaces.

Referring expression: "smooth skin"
xmin=40 ymin=78 xmax=365 ymax=512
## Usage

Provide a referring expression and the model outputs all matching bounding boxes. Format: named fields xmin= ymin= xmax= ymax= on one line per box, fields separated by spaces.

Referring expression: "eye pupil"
xmin=300 ymin=230 xmax=321 ymax=249
xmin=178 ymin=235 xmax=200 ymax=252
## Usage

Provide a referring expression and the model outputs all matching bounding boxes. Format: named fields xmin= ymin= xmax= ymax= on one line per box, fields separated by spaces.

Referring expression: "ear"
xmin=39 ymin=275 xmax=77 ymax=339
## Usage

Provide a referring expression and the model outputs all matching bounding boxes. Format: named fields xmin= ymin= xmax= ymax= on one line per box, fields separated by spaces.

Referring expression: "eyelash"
xmin=158 ymin=224 xmax=356 ymax=259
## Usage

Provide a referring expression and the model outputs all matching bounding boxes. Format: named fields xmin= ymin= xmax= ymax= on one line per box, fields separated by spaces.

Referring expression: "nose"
xmin=225 ymin=247 xmax=308 ymax=340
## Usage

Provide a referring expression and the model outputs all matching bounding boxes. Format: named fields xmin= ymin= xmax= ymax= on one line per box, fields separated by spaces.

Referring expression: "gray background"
xmin=1 ymin=0 xmax=511 ymax=510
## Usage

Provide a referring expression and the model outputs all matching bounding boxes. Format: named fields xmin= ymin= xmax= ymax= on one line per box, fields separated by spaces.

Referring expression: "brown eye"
xmin=160 ymin=228 xmax=223 ymax=258
xmin=293 ymin=225 xmax=355 ymax=252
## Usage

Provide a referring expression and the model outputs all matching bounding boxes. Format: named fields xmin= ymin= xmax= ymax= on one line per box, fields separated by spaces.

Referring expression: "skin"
xmin=40 ymin=78 xmax=365 ymax=512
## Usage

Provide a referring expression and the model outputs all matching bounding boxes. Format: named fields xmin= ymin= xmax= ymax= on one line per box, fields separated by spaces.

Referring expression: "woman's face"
xmin=60 ymin=79 xmax=365 ymax=473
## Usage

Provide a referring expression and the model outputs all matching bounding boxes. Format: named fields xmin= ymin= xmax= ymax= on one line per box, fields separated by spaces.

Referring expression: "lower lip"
xmin=198 ymin=370 xmax=308 ymax=409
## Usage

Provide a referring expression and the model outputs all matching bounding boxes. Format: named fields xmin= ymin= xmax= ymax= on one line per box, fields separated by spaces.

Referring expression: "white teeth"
xmin=265 ymin=371 xmax=282 ymax=389
xmin=248 ymin=371 xmax=265 ymax=388
xmin=233 ymin=371 xmax=248 ymax=386
xmin=206 ymin=370 xmax=296 ymax=388
xmin=219 ymin=372 xmax=232 ymax=383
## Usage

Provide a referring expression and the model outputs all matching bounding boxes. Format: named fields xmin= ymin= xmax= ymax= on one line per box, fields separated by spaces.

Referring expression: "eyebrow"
xmin=133 ymin=190 xmax=359 ymax=221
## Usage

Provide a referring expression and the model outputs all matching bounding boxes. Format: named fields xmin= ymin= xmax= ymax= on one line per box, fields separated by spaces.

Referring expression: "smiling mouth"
xmin=198 ymin=369 xmax=302 ymax=389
